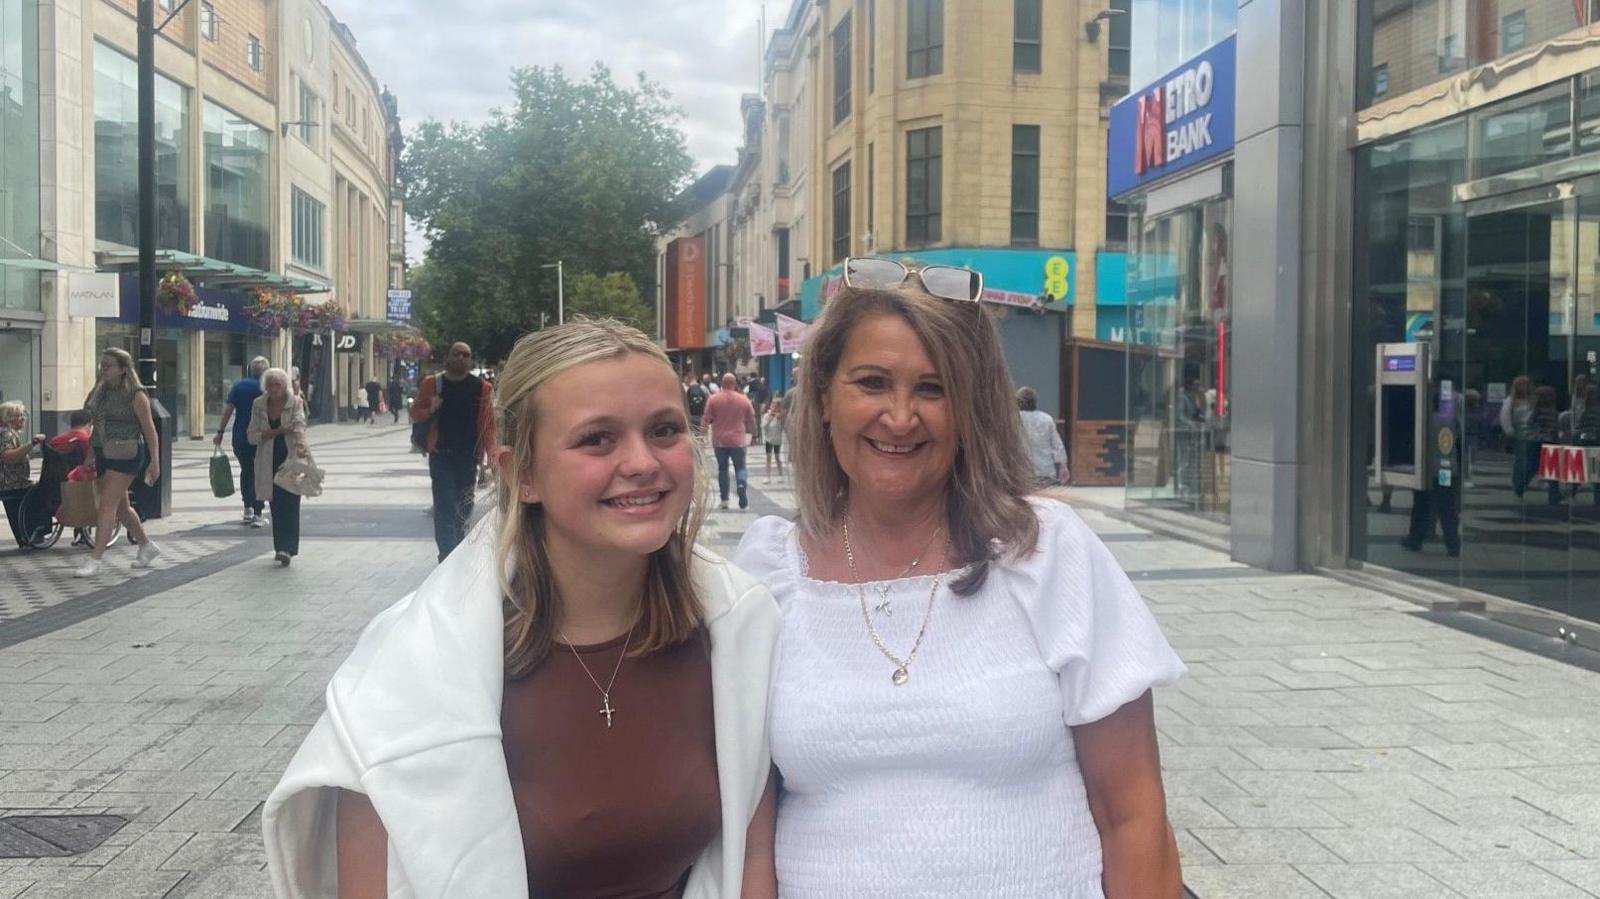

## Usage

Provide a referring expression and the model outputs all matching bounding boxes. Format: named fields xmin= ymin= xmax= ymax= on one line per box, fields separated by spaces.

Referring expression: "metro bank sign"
xmin=1108 ymin=35 xmax=1237 ymax=197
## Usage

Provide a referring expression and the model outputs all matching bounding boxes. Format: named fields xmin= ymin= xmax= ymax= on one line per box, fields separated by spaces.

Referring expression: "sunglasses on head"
xmin=842 ymin=256 xmax=984 ymax=303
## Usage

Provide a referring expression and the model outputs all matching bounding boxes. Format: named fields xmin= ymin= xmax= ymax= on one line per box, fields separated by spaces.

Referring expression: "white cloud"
xmin=327 ymin=0 xmax=774 ymax=173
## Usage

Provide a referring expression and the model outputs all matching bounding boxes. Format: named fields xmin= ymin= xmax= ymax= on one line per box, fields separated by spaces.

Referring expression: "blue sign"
xmin=1108 ymin=35 xmax=1236 ymax=197
xmin=386 ymin=289 xmax=412 ymax=322
xmin=1385 ymin=356 xmax=1417 ymax=372
xmin=108 ymin=273 xmax=260 ymax=336
xmin=799 ymin=248 xmax=1076 ymax=321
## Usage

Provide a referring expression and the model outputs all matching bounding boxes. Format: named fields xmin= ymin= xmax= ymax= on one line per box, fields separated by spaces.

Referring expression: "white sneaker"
xmin=240 ymin=510 xmax=254 ymax=525
xmin=250 ymin=512 xmax=265 ymax=528
xmin=132 ymin=540 xmax=162 ymax=570
xmin=719 ymin=500 xmax=729 ymax=510
xmin=74 ymin=559 xmax=103 ymax=578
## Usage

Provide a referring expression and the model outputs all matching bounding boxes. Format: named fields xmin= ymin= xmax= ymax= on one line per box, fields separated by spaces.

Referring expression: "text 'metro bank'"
xmin=1107 ymin=35 xmax=1237 ymax=198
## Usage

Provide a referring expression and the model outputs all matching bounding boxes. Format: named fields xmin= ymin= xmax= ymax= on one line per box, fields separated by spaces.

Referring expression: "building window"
xmin=1438 ymin=34 xmax=1458 ymax=73
xmin=866 ymin=142 xmax=875 ymax=250
xmin=1108 ymin=0 xmax=1130 ymax=78
xmin=1014 ymin=0 xmax=1041 ymax=75
xmin=202 ymin=101 xmax=271 ymax=270
xmin=832 ymin=161 xmax=851 ymax=263
xmin=159 ymin=0 xmax=174 ymax=12
xmin=200 ymin=2 xmax=218 ymax=41
xmin=832 ymin=15 xmax=852 ymax=125
xmin=1373 ymin=63 xmax=1389 ymax=99
xmin=246 ymin=34 xmax=262 ymax=72
xmin=906 ymin=127 xmax=942 ymax=245
xmin=1502 ymin=11 xmax=1527 ymax=54
xmin=297 ymin=80 xmax=320 ymax=148
xmin=908 ymin=0 xmax=943 ymax=79
xmin=291 ymin=187 xmax=325 ymax=271
xmin=93 ymin=41 xmax=190 ymax=252
xmin=867 ymin=0 xmax=876 ymax=93
xmin=1010 ymin=125 xmax=1039 ymax=245
xmin=1105 ymin=198 xmax=1130 ymax=247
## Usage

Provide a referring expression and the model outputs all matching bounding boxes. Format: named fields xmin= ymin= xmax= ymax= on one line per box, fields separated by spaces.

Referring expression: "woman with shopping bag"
xmin=248 ymin=368 xmax=311 ymax=567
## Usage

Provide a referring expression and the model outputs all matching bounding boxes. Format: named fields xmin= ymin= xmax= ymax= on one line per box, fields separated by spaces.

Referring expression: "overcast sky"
xmin=329 ymin=0 xmax=776 ymax=175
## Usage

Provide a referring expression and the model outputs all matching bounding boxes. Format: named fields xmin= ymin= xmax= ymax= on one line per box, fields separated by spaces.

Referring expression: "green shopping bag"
xmin=210 ymin=447 xmax=235 ymax=498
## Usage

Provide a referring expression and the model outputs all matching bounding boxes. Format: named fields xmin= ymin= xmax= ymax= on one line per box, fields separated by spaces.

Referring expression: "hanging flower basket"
xmin=245 ymin=291 xmax=347 ymax=337
xmin=155 ymin=272 xmax=199 ymax=315
xmin=375 ymin=333 xmax=432 ymax=362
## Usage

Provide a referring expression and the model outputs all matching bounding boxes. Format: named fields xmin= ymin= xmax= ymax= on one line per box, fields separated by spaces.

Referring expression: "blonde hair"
xmin=495 ymin=318 xmax=709 ymax=679
xmin=92 ymin=348 xmax=146 ymax=401
xmin=0 ymin=401 xmax=24 ymax=425
xmin=789 ymin=286 xmax=1038 ymax=595
xmin=261 ymin=368 xmax=292 ymax=393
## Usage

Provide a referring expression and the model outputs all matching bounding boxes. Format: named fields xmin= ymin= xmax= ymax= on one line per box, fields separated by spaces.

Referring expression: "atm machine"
xmin=1374 ymin=341 xmax=1430 ymax=491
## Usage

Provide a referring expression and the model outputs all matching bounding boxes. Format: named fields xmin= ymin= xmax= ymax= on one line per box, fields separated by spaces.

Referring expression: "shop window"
xmin=1014 ymin=0 xmax=1041 ymax=75
xmin=908 ymin=0 xmax=943 ymax=79
xmin=94 ymin=42 xmax=190 ymax=253
xmin=1472 ymin=84 xmax=1571 ymax=179
xmin=291 ymin=188 xmax=325 ymax=272
xmin=907 ymin=128 xmax=942 ymax=245
xmin=832 ymin=15 xmax=851 ymax=126
xmin=1 ymin=0 xmax=41 ymax=313
xmin=832 ymin=161 xmax=851 ymax=263
xmin=1501 ymin=11 xmax=1527 ymax=53
xmin=203 ymin=101 xmax=271 ymax=270
xmin=298 ymin=81 xmax=320 ymax=149
xmin=1010 ymin=125 xmax=1039 ymax=246
xmin=1105 ymin=199 xmax=1130 ymax=247
xmin=1108 ymin=0 xmax=1131 ymax=79
xmin=1373 ymin=64 xmax=1389 ymax=99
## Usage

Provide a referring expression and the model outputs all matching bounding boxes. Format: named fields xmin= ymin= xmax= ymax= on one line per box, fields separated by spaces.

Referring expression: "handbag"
xmin=209 ymin=447 xmax=235 ymax=498
xmin=102 ymin=437 xmax=140 ymax=461
xmin=57 ymin=479 xmax=98 ymax=528
xmin=274 ymin=454 xmax=325 ymax=498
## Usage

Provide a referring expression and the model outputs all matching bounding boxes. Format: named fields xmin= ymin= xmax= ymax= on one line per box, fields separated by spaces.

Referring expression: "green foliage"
xmin=568 ymin=272 xmax=653 ymax=333
xmin=404 ymin=63 xmax=693 ymax=363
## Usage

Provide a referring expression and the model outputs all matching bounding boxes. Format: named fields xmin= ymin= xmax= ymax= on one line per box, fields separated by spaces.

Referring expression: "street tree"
xmin=567 ymin=272 xmax=654 ymax=333
xmin=404 ymin=63 xmax=693 ymax=363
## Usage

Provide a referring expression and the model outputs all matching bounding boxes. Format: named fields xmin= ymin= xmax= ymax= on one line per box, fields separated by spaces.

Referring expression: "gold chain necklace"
xmin=556 ymin=619 xmax=636 ymax=729
xmin=843 ymin=519 xmax=945 ymax=686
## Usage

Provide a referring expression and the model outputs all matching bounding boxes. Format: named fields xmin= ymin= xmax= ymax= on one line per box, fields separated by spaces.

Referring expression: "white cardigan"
xmin=262 ymin=520 xmax=782 ymax=897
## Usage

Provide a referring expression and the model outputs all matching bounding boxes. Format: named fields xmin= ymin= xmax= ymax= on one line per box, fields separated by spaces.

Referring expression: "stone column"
xmin=1229 ymin=0 xmax=1304 ymax=571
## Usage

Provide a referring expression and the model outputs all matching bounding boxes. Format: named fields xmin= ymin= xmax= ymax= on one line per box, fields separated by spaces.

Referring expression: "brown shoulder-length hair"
xmin=789 ymin=285 xmax=1038 ymax=595
xmin=494 ymin=318 xmax=709 ymax=679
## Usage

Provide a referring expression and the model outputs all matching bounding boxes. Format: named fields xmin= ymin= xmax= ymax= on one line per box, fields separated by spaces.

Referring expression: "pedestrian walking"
xmin=761 ymin=396 xmax=786 ymax=483
xmin=686 ymin=374 xmax=710 ymax=433
xmin=704 ymin=373 xmax=757 ymax=510
xmin=214 ymin=357 xmax=269 ymax=527
xmin=262 ymin=318 xmax=781 ymax=897
xmin=410 ymin=342 xmax=495 ymax=561
xmin=248 ymin=369 xmax=309 ymax=567
xmin=386 ymin=376 xmax=404 ymax=424
xmin=0 ymin=401 xmax=47 ymax=549
xmin=354 ymin=388 xmax=371 ymax=424
xmin=364 ymin=378 xmax=383 ymax=426
xmin=1017 ymin=386 xmax=1069 ymax=486
xmin=76 ymin=348 xmax=162 ymax=578
xmin=732 ymin=257 xmax=1185 ymax=896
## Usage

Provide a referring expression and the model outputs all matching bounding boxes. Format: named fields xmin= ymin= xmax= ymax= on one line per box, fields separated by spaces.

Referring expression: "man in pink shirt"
xmin=703 ymin=373 xmax=758 ymax=509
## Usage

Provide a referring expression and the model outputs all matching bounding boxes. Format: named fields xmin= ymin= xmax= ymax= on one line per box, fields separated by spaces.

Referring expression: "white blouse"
xmin=733 ymin=498 xmax=1185 ymax=898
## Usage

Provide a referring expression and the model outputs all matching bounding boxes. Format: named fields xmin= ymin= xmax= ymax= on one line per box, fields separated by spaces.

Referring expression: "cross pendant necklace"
xmin=558 ymin=618 xmax=636 ymax=730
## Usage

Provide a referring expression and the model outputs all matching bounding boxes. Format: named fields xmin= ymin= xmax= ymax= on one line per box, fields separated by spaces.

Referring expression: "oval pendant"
xmin=892 ymin=667 xmax=910 ymax=686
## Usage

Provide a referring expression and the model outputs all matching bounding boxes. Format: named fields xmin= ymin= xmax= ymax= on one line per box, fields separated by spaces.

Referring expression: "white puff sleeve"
xmin=732 ymin=515 xmax=801 ymax=607
xmin=1007 ymin=498 xmax=1186 ymax=727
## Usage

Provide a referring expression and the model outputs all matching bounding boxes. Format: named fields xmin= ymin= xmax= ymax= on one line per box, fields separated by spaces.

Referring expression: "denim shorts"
xmin=94 ymin=444 xmax=148 ymax=478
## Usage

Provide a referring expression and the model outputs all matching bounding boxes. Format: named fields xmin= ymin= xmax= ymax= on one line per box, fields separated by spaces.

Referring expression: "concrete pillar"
xmin=1229 ymin=0 xmax=1304 ymax=571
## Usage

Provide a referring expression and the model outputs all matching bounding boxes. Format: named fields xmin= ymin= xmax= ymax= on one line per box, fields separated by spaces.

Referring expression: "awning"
xmin=342 ymin=318 xmax=417 ymax=336
xmin=0 ymin=256 xmax=98 ymax=274
xmin=94 ymin=247 xmax=331 ymax=294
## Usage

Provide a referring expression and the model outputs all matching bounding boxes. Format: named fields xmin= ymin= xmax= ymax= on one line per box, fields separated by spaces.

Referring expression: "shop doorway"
xmin=1458 ymin=185 xmax=1600 ymax=629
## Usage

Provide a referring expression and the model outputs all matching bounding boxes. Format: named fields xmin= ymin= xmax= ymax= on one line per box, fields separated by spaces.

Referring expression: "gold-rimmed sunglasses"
xmin=842 ymin=256 xmax=984 ymax=303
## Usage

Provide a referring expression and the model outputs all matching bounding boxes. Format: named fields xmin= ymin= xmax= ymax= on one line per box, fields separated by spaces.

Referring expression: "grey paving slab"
xmin=1178 ymin=862 xmax=1331 ymax=898
xmin=1191 ymin=827 xmax=1343 ymax=864
xmin=1420 ymin=861 xmax=1597 ymax=898
xmin=1293 ymin=862 xmax=1462 ymax=899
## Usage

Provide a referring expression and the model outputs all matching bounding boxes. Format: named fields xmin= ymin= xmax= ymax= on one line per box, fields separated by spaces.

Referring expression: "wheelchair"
xmin=15 ymin=443 xmax=121 ymax=551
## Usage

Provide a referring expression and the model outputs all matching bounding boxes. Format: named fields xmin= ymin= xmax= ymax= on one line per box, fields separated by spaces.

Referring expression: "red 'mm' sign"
xmin=1538 ymin=444 xmax=1592 ymax=484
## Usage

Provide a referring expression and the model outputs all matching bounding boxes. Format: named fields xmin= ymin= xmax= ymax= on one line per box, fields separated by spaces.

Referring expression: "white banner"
xmin=68 ymin=273 xmax=120 ymax=319
xmin=748 ymin=322 xmax=778 ymax=357
xmin=775 ymin=313 xmax=809 ymax=354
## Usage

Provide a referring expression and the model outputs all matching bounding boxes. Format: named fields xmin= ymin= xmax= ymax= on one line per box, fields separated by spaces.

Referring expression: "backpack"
xmin=410 ymin=374 xmax=443 ymax=451
xmin=687 ymin=384 xmax=708 ymax=416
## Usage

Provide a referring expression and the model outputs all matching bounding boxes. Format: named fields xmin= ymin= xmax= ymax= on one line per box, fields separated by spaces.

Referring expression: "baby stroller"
xmin=16 ymin=442 xmax=120 ymax=550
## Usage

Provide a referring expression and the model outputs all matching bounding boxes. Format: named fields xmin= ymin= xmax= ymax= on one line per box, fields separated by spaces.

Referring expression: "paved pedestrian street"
xmin=0 ymin=429 xmax=1599 ymax=896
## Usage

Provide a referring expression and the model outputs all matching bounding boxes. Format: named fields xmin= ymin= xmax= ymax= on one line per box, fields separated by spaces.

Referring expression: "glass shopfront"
xmin=202 ymin=101 xmax=271 ymax=271
xmin=1125 ymin=194 xmax=1233 ymax=522
xmin=96 ymin=323 xmax=190 ymax=435
xmin=1354 ymin=79 xmax=1600 ymax=629
xmin=94 ymin=41 xmax=190 ymax=252
xmin=2 ymin=0 xmax=40 ymax=314
xmin=203 ymin=331 xmax=271 ymax=433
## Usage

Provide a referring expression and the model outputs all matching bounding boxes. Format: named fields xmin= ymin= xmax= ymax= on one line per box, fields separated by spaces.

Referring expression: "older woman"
xmin=1 ymin=401 xmax=47 ymax=548
xmin=734 ymin=257 xmax=1186 ymax=897
xmin=77 ymin=348 xmax=162 ymax=578
xmin=248 ymin=368 xmax=309 ymax=567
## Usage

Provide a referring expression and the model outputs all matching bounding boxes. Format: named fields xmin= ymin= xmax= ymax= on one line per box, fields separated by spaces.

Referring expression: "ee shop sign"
xmin=1107 ymin=35 xmax=1237 ymax=197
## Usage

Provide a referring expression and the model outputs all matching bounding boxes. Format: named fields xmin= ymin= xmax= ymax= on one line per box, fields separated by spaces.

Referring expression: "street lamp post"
xmin=541 ymin=261 xmax=564 ymax=325
xmin=136 ymin=0 xmax=157 ymax=387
